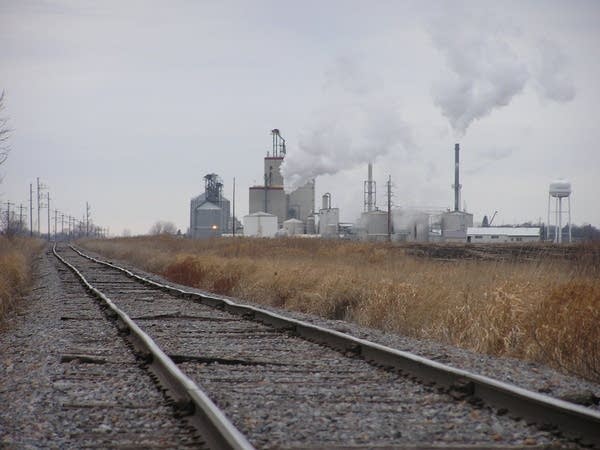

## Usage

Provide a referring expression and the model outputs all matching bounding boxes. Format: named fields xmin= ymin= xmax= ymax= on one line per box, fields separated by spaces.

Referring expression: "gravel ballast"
xmin=0 ymin=248 xmax=200 ymax=448
xmin=63 ymin=245 xmax=596 ymax=448
xmin=78 ymin=245 xmax=600 ymax=411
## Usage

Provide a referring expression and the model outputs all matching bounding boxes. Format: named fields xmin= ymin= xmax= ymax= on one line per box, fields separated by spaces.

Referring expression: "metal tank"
xmin=361 ymin=210 xmax=388 ymax=241
xmin=191 ymin=202 xmax=223 ymax=238
xmin=549 ymin=179 xmax=571 ymax=198
xmin=547 ymin=179 xmax=572 ymax=243
xmin=319 ymin=208 xmax=339 ymax=238
xmin=441 ymin=211 xmax=473 ymax=242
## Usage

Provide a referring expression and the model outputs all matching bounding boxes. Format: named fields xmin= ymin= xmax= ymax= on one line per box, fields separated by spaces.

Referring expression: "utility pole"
xmin=19 ymin=203 xmax=25 ymax=234
xmin=47 ymin=192 xmax=51 ymax=241
xmin=387 ymin=175 xmax=393 ymax=242
xmin=36 ymin=177 xmax=48 ymax=236
xmin=85 ymin=202 xmax=90 ymax=237
xmin=232 ymin=177 xmax=236 ymax=236
xmin=29 ymin=183 xmax=33 ymax=237
xmin=61 ymin=213 xmax=65 ymax=238
xmin=54 ymin=209 xmax=58 ymax=241
xmin=36 ymin=177 xmax=40 ymax=235
xmin=5 ymin=201 xmax=14 ymax=234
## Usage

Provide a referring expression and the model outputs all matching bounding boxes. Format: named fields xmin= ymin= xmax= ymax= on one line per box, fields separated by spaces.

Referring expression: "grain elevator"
xmin=249 ymin=129 xmax=315 ymax=228
xmin=190 ymin=173 xmax=231 ymax=238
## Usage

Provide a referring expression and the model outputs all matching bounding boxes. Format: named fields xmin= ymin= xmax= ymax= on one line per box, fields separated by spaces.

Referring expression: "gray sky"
xmin=1 ymin=0 xmax=599 ymax=235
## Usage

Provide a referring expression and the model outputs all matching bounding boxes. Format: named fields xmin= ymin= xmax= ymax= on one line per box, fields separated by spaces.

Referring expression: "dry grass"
xmin=80 ymin=236 xmax=600 ymax=382
xmin=0 ymin=236 xmax=44 ymax=321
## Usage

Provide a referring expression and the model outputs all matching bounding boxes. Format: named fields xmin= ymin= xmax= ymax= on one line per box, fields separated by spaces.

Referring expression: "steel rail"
xmin=70 ymin=245 xmax=600 ymax=447
xmin=53 ymin=244 xmax=255 ymax=450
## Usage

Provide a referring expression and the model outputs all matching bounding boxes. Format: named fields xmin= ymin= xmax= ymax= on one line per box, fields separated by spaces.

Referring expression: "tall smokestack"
xmin=367 ymin=162 xmax=373 ymax=212
xmin=454 ymin=143 xmax=460 ymax=211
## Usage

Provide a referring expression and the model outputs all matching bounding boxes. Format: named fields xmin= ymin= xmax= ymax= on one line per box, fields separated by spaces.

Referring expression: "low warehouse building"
xmin=467 ymin=227 xmax=541 ymax=243
xmin=243 ymin=212 xmax=278 ymax=237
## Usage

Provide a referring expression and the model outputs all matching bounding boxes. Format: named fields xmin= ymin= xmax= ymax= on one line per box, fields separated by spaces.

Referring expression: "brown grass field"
xmin=80 ymin=236 xmax=600 ymax=382
xmin=0 ymin=236 xmax=44 ymax=322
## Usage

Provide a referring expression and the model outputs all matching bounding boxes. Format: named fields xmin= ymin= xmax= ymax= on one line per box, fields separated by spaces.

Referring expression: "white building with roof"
xmin=243 ymin=212 xmax=278 ymax=237
xmin=467 ymin=227 xmax=541 ymax=243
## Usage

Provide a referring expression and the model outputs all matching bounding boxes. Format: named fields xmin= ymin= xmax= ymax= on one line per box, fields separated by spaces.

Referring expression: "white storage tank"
xmin=319 ymin=208 xmax=339 ymax=238
xmin=283 ymin=218 xmax=304 ymax=236
xmin=243 ymin=212 xmax=278 ymax=237
xmin=549 ymin=179 xmax=572 ymax=198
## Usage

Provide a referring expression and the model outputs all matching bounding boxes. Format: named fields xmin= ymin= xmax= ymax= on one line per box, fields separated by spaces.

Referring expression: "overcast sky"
xmin=1 ymin=0 xmax=599 ymax=235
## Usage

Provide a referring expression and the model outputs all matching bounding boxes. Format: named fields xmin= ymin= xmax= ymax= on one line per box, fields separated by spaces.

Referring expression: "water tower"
xmin=547 ymin=179 xmax=572 ymax=243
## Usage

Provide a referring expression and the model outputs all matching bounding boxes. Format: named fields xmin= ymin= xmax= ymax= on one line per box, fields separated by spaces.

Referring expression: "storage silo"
xmin=192 ymin=202 xmax=223 ymax=238
xmin=318 ymin=193 xmax=339 ymax=238
xmin=190 ymin=173 xmax=231 ymax=239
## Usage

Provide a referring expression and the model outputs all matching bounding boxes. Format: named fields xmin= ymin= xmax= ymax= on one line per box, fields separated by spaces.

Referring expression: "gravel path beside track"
xmin=0 ymin=248 xmax=200 ymax=448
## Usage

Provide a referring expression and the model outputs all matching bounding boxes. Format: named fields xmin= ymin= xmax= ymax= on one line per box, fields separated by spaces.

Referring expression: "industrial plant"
xmin=188 ymin=130 xmax=565 ymax=244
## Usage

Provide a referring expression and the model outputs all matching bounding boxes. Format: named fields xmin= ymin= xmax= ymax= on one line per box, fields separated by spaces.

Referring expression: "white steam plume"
xmin=532 ymin=39 xmax=575 ymax=103
xmin=431 ymin=20 xmax=529 ymax=136
xmin=281 ymin=58 xmax=413 ymax=192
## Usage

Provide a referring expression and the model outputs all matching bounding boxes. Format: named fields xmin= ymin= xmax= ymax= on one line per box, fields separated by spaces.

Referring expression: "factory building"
xmin=249 ymin=129 xmax=315 ymax=228
xmin=467 ymin=227 xmax=541 ymax=243
xmin=441 ymin=143 xmax=473 ymax=241
xmin=243 ymin=212 xmax=278 ymax=237
xmin=356 ymin=163 xmax=392 ymax=242
xmin=190 ymin=173 xmax=231 ymax=238
xmin=283 ymin=218 xmax=304 ymax=236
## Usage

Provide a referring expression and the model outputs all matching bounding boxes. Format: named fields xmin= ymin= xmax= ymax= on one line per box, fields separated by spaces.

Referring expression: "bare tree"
xmin=0 ymin=91 xmax=10 ymax=168
xmin=149 ymin=220 xmax=177 ymax=235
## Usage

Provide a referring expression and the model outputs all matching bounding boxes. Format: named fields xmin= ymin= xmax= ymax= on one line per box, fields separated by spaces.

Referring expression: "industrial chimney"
xmin=453 ymin=143 xmax=461 ymax=211
xmin=364 ymin=162 xmax=376 ymax=212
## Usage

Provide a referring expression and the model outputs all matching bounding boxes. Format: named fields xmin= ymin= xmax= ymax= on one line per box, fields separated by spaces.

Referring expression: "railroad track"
xmin=53 ymin=244 xmax=600 ymax=449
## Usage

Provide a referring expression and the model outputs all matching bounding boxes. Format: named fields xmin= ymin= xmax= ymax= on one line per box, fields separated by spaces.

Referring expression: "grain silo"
xmin=190 ymin=173 xmax=231 ymax=238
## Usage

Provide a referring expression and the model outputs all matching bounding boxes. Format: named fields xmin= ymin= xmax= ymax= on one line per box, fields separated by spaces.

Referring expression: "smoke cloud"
xmin=431 ymin=21 xmax=529 ymax=136
xmin=281 ymin=58 xmax=413 ymax=192
xmin=532 ymin=39 xmax=576 ymax=103
xmin=431 ymin=11 xmax=576 ymax=136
